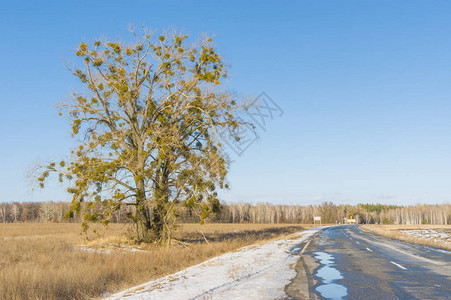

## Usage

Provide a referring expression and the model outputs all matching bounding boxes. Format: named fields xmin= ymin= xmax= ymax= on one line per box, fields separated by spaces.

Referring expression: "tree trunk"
xmin=152 ymin=170 xmax=171 ymax=244
xmin=135 ymin=176 xmax=152 ymax=242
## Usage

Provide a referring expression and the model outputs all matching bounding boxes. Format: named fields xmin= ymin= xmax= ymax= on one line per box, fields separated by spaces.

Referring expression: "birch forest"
xmin=0 ymin=201 xmax=449 ymax=225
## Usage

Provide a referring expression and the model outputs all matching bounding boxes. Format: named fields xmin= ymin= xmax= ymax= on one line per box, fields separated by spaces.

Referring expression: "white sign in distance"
xmin=314 ymin=216 xmax=321 ymax=221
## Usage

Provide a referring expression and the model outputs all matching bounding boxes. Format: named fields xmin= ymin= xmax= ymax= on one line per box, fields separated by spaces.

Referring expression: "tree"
xmin=11 ymin=203 xmax=19 ymax=223
xmin=40 ymin=201 xmax=56 ymax=222
xmin=21 ymin=207 xmax=29 ymax=222
xmin=0 ymin=204 xmax=6 ymax=223
xmin=36 ymin=27 xmax=246 ymax=243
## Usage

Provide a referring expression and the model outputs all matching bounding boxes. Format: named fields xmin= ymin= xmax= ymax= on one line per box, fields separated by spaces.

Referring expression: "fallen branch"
xmin=172 ymin=239 xmax=190 ymax=248
xmin=200 ymin=231 xmax=210 ymax=245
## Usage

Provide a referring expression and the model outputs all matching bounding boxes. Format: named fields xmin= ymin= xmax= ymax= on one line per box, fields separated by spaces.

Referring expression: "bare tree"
xmin=40 ymin=201 xmax=55 ymax=222
xmin=0 ymin=204 xmax=6 ymax=223
xmin=11 ymin=203 xmax=20 ymax=223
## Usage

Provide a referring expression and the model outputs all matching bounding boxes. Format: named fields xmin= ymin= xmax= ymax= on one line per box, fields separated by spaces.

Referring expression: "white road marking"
xmin=390 ymin=261 xmax=407 ymax=270
xmin=355 ymin=231 xmax=446 ymax=266
xmin=366 ymin=247 xmax=373 ymax=252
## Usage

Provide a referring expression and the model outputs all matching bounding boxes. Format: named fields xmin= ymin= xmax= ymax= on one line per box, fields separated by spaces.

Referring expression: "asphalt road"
xmin=285 ymin=225 xmax=451 ymax=300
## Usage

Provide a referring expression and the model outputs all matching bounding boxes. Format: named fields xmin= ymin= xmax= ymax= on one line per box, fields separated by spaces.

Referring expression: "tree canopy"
xmin=37 ymin=28 xmax=246 ymax=243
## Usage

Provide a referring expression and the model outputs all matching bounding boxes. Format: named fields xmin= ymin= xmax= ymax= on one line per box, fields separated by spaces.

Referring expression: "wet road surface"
xmin=285 ymin=225 xmax=451 ymax=300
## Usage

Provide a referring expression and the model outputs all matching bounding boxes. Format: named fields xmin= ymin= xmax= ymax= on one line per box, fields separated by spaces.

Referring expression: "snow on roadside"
xmin=106 ymin=227 xmax=324 ymax=300
xmin=400 ymin=229 xmax=450 ymax=242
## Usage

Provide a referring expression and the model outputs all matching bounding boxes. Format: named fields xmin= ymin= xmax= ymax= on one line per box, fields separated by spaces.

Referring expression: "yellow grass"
xmin=0 ymin=223 xmax=308 ymax=300
xmin=361 ymin=224 xmax=451 ymax=251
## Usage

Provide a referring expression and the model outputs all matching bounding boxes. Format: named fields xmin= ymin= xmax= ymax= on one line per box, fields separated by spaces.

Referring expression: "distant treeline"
xmin=0 ymin=201 xmax=449 ymax=225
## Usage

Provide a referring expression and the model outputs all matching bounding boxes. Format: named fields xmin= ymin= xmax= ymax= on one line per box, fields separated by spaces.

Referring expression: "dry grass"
xmin=0 ymin=223 xmax=308 ymax=300
xmin=361 ymin=224 xmax=451 ymax=251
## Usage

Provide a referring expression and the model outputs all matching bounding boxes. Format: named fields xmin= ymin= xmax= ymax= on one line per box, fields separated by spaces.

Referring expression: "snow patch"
xmin=400 ymin=229 xmax=450 ymax=243
xmin=106 ymin=227 xmax=324 ymax=299
xmin=74 ymin=244 xmax=146 ymax=254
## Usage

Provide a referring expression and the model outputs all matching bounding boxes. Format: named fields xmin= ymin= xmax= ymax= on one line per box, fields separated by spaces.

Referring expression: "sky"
xmin=1 ymin=0 xmax=451 ymax=206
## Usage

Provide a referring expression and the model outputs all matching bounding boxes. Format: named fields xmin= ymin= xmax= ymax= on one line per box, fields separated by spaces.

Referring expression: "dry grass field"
xmin=361 ymin=224 xmax=451 ymax=250
xmin=0 ymin=222 xmax=309 ymax=300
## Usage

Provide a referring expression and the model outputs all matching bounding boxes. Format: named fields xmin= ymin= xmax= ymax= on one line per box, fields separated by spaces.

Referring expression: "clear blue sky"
xmin=1 ymin=0 xmax=451 ymax=205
